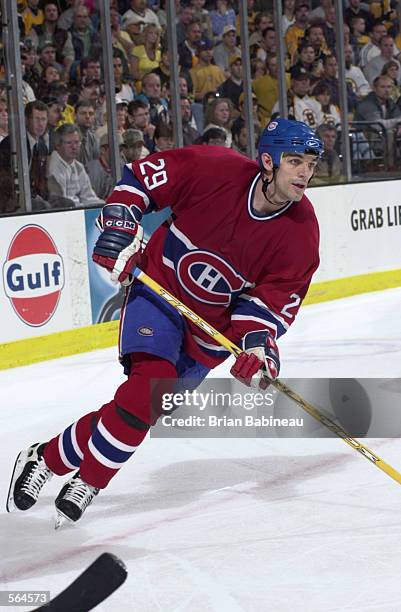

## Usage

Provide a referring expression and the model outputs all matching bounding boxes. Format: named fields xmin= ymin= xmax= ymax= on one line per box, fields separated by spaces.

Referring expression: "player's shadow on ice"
xmin=88 ymin=451 xmax=353 ymax=521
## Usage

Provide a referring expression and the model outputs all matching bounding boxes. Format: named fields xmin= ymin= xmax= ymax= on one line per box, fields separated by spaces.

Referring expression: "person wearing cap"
xmin=86 ymin=133 xmax=121 ymax=200
xmin=217 ymin=54 xmax=243 ymax=109
xmin=190 ymin=39 xmax=225 ymax=102
xmin=122 ymin=0 xmax=160 ymax=31
xmin=253 ymin=54 xmax=291 ymax=125
xmin=271 ymin=65 xmax=323 ymax=130
xmin=121 ymin=129 xmax=147 ymax=162
xmin=213 ymin=24 xmax=241 ymax=74
xmin=210 ymin=0 xmax=236 ymax=40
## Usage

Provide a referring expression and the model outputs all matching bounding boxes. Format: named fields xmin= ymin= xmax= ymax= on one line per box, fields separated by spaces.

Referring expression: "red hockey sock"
xmin=78 ymin=354 xmax=177 ymax=489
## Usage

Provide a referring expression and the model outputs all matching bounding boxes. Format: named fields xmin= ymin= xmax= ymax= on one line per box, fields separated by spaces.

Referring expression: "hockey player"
xmin=7 ymin=118 xmax=323 ymax=525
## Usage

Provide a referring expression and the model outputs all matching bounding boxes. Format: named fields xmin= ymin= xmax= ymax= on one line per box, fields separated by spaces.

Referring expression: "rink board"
xmin=0 ymin=179 xmax=401 ymax=368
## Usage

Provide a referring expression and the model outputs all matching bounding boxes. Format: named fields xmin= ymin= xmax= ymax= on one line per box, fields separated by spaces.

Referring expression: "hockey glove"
xmin=230 ymin=330 xmax=280 ymax=390
xmin=92 ymin=204 xmax=144 ymax=286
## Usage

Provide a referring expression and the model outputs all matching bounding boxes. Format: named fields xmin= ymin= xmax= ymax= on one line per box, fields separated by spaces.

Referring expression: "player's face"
xmin=263 ymin=153 xmax=318 ymax=204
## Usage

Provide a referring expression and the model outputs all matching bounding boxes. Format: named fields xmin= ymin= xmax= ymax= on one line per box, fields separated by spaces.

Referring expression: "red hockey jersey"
xmin=106 ymin=145 xmax=320 ymax=368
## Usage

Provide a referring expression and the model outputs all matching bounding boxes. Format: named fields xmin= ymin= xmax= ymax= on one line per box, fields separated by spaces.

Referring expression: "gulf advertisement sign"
xmin=2 ymin=224 xmax=65 ymax=326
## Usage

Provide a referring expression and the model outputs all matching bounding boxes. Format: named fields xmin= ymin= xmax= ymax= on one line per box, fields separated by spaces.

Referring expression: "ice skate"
xmin=54 ymin=472 xmax=99 ymax=528
xmin=7 ymin=443 xmax=53 ymax=512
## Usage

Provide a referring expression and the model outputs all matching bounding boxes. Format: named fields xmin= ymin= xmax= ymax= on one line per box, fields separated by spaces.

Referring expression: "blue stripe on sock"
xmin=62 ymin=425 xmax=81 ymax=468
xmin=91 ymin=427 xmax=135 ymax=465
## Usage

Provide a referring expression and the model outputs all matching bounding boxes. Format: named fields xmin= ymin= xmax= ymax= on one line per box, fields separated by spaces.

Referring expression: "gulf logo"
xmin=2 ymin=225 xmax=65 ymax=326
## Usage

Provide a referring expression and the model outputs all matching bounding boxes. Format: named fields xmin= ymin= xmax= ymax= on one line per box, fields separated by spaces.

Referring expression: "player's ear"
xmin=260 ymin=152 xmax=273 ymax=173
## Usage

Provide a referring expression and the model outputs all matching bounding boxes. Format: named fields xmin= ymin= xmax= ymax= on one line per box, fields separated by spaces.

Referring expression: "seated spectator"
xmin=181 ymin=95 xmax=200 ymax=146
xmin=200 ymin=126 xmax=227 ymax=145
xmin=113 ymin=53 xmax=135 ymax=103
xmin=285 ymin=3 xmax=310 ymax=62
xmin=78 ymin=57 xmax=102 ymax=87
xmin=210 ymin=0 xmax=236 ymax=41
xmin=153 ymin=121 xmax=174 ymax=151
xmin=349 ymin=15 xmax=370 ymax=64
xmin=0 ymin=100 xmax=8 ymax=143
xmin=282 ymin=0 xmax=296 ymax=34
xmin=312 ymin=82 xmax=341 ymax=128
xmin=69 ymin=5 xmax=101 ymax=73
xmin=86 ymin=133 xmax=121 ymax=200
xmin=235 ymin=0 xmax=257 ymax=36
xmin=74 ymin=100 xmax=99 ymax=166
xmin=42 ymin=96 xmax=62 ymax=152
xmin=127 ymin=99 xmax=155 ymax=152
xmin=292 ymin=42 xmax=323 ymax=82
xmin=253 ymin=54 xmax=290 ymax=126
xmin=121 ymin=128 xmax=147 ymax=162
xmin=178 ymin=20 xmax=203 ymax=72
xmin=304 ymin=22 xmax=330 ymax=66
xmin=364 ymin=35 xmax=401 ymax=87
xmin=252 ymin=27 xmax=277 ymax=63
xmin=203 ymin=96 xmax=234 ymax=147
xmin=213 ymin=24 xmax=241 ymax=74
xmin=249 ymin=11 xmax=274 ymax=46
xmin=312 ymin=124 xmax=343 ymax=184
xmin=359 ymin=21 xmax=388 ymax=69
xmin=49 ymin=81 xmax=75 ymax=125
xmin=250 ymin=57 xmax=266 ymax=80
xmin=23 ymin=0 xmax=44 ymax=36
xmin=190 ymin=39 xmax=225 ymax=102
xmin=381 ymin=61 xmax=401 ymax=101
xmin=176 ymin=4 xmax=195 ymax=46
xmin=231 ymin=118 xmax=260 ymax=156
xmin=110 ymin=6 xmax=135 ymax=74
xmin=344 ymin=43 xmax=371 ymax=101
xmin=272 ymin=66 xmax=322 ymax=130
xmin=322 ymin=4 xmax=336 ymax=51
xmin=190 ymin=0 xmax=213 ymax=40
xmin=36 ymin=42 xmax=63 ymax=78
xmin=131 ymin=23 xmax=161 ymax=82
xmin=152 ymin=47 xmax=171 ymax=88
xmin=217 ymin=54 xmax=243 ymax=110
xmin=136 ymin=72 xmax=169 ymax=124
xmin=310 ymin=0 xmax=331 ymax=21
xmin=0 ymin=100 xmax=49 ymax=208
xmin=36 ymin=64 xmax=63 ymax=99
xmin=48 ymin=123 xmax=104 ymax=207
xmin=122 ymin=0 xmax=160 ymax=31
xmin=29 ymin=2 xmax=75 ymax=79
xmin=354 ymin=75 xmax=401 ymax=165
xmin=231 ymin=92 xmax=261 ymax=135
xmin=319 ymin=54 xmax=358 ymax=111
xmin=20 ymin=40 xmax=40 ymax=96
xmin=345 ymin=0 xmax=374 ymax=32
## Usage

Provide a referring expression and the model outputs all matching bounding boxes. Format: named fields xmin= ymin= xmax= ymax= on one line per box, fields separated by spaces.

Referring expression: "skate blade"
xmin=54 ymin=511 xmax=74 ymax=530
xmin=6 ymin=450 xmax=28 ymax=513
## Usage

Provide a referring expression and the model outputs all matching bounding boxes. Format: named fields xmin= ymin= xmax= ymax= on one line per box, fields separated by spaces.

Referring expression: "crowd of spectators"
xmin=1 ymin=0 xmax=401 ymax=213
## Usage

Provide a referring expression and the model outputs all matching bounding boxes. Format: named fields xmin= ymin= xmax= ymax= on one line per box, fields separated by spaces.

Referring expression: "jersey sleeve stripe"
xmin=231 ymin=314 xmax=279 ymax=337
xmin=238 ymin=294 xmax=289 ymax=330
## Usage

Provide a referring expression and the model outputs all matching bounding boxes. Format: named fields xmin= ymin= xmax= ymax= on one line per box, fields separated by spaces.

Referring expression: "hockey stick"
xmin=33 ymin=552 xmax=127 ymax=611
xmin=133 ymin=267 xmax=401 ymax=486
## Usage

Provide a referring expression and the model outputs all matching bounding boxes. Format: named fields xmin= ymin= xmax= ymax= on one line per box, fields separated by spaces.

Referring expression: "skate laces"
xmin=21 ymin=459 xmax=52 ymax=499
xmin=63 ymin=477 xmax=98 ymax=510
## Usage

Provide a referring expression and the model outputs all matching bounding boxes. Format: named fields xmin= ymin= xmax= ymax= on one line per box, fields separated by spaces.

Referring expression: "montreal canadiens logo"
xmin=2 ymin=225 xmax=65 ymax=326
xmin=177 ymin=250 xmax=248 ymax=305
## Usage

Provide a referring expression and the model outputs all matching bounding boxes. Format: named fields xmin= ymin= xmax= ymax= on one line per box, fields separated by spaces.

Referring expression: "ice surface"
xmin=1 ymin=288 xmax=401 ymax=611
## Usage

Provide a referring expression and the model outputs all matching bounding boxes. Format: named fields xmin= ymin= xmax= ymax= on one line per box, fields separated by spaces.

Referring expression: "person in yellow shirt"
xmin=22 ymin=0 xmax=43 ymax=35
xmin=131 ymin=23 xmax=162 ymax=83
xmin=285 ymin=3 xmax=310 ymax=62
xmin=190 ymin=39 xmax=225 ymax=102
xmin=253 ymin=54 xmax=290 ymax=126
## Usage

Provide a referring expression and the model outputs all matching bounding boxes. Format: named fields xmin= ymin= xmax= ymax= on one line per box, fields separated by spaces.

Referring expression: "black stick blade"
xmin=34 ymin=552 xmax=127 ymax=611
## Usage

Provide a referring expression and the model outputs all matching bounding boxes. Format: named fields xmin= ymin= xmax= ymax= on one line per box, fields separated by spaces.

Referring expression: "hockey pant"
xmin=43 ymin=353 xmax=177 ymax=489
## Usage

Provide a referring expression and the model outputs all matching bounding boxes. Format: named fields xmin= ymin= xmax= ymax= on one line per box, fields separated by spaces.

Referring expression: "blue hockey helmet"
xmin=258 ymin=118 xmax=324 ymax=169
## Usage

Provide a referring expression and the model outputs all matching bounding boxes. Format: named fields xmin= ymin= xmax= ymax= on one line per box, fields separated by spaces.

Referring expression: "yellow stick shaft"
xmin=133 ymin=268 xmax=401 ymax=485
